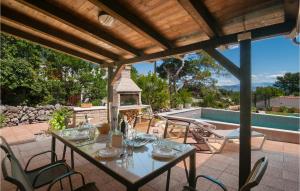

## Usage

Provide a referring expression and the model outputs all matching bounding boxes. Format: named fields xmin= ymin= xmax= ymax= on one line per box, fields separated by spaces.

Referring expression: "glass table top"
xmin=53 ymin=130 xmax=195 ymax=184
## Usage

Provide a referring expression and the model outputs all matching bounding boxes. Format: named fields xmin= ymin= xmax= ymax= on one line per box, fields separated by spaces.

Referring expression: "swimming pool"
xmin=170 ymin=108 xmax=300 ymax=132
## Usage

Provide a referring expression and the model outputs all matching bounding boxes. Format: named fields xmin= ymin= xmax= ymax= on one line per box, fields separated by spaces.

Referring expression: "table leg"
xmin=51 ymin=136 xmax=56 ymax=163
xmin=71 ymin=149 xmax=74 ymax=169
xmin=183 ymin=159 xmax=189 ymax=181
xmin=166 ymin=169 xmax=171 ymax=191
xmin=62 ymin=145 xmax=67 ymax=160
xmin=188 ymin=152 xmax=196 ymax=189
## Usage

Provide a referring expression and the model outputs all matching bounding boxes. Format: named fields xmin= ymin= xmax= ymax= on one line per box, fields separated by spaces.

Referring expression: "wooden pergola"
xmin=1 ymin=0 xmax=299 ymax=188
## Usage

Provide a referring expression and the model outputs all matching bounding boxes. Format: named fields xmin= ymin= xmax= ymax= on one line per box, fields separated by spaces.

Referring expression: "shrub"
xmin=49 ymin=107 xmax=72 ymax=131
xmin=172 ymin=94 xmax=184 ymax=106
xmin=91 ymin=99 xmax=102 ymax=106
xmin=266 ymin=107 xmax=272 ymax=111
xmin=178 ymin=89 xmax=193 ymax=104
xmin=136 ymin=74 xmax=170 ymax=110
xmin=287 ymin=107 xmax=296 ymax=113
xmin=0 ymin=114 xmax=6 ymax=128
xmin=279 ymin=106 xmax=288 ymax=113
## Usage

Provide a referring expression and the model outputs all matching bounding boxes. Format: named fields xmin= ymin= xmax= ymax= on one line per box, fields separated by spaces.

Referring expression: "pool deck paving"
xmin=0 ymin=123 xmax=299 ymax=191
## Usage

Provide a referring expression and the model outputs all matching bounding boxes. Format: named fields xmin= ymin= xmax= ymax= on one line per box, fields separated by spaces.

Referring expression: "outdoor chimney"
xmin=112 ymin=65 xmax=142 ymax=107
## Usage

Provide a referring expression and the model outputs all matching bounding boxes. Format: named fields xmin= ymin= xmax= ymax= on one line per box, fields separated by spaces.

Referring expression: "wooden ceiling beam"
xmin=178 ymin=0 xmax=223 ymax=38
xmin=284 ymin=0 xmax=299 ymax=20
xmin=15 ymin=0 xmax=142 ymax=56
xmin=1 ymin=23 xmax=110 ymax=66
xmin=204 ymin=48 xmax=240 ymax=79
xmin=113 ymin=20 xmax=295 ymax=66
xmin=88 ymin=0 xmax=174 ymax=49
xmin=1 ymin=5 xmax=121 ymax=61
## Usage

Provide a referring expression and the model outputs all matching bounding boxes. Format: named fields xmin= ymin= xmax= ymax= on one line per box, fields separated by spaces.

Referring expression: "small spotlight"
xmin=98 ymin=12 xmax=115 ymax=27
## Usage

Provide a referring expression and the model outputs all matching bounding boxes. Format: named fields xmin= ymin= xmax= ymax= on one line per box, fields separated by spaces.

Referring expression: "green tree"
xmin=135 ymin=73 xmax=170 ymax=110
xmin=254 ymin=86 xmax=284 ymax=108
xmin=157 ymin=51 xmax=223 ymax=107
xmin=274 ymin=72 xmax=300 ymax=95
xmin=200 ymin=86 xmax=221 ymax=107
xmin=0 ymin=34 xmax=47 ymax=105
xmin=0 ymin=33 xmax=107 ymax=106
xmin=42 ymin=49 xmax=107 ymax=105
xmin=131 ymin=66 xmax=139 ymax=83
xmin=219 ymin=89 xmax=240 ymax=105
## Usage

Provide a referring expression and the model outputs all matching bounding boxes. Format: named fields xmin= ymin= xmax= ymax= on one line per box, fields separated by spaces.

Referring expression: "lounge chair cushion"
xmin=213 ymin=129 xmax=264 ymax=139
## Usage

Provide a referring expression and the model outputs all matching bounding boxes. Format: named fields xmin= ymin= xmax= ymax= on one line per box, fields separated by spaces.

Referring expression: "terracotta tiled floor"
xmin=0 ymin=123 xmax=49 ymax=145
xmin=0 ymin=124 xmax=299 ymax=191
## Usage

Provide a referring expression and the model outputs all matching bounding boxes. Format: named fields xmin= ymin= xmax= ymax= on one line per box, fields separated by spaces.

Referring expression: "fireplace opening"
xmin=120 ymin=93 xmax=139 ymax=106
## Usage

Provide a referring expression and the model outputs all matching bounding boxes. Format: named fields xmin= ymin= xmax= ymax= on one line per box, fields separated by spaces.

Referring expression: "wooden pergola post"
xmin=239 ymin=37 xmax=252 ymax=188
xmin=205 ymin=34 xmax=252 ymax=188
xmin=2 ymin=1 xmax=297 ymax=189
xmin=107 ymin=66 xmax=114 ymax=123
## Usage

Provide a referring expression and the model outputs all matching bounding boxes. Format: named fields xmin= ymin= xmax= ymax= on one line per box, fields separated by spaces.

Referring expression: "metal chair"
xmin=0 ymin=136 xmax=71 ymax=189
xmin=47 ymin=171 xmax=99 ymax=191
xmin=2 ymin=153 xmax=34 ymax=191
xmin=182 ymin=157 xmax=268 ymax=191
xmin=132 ymin=106 xmax=154 ymax=129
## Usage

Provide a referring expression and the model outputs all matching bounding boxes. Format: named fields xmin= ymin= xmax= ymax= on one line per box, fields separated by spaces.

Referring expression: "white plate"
xmin=152 ymin=147 xmax=176 ymax=159
xmin=64 ymin=135 xmax=89 ymax=141
xmin=137 ymin=133 xmax=157 ymax=141
xmin=61 ymin=129 xmax=90 ymax=141
xmin=97 ymin=148 xmax=120 ymax=158
xmin=126 ymin=139 xmax=149 ymax=148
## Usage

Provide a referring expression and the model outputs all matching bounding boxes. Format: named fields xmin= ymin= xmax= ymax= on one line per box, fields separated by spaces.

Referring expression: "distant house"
xmin=256 ymin=96 xmax=300 ymax=112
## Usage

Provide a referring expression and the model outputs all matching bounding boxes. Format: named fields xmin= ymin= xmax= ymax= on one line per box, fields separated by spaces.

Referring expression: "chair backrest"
xmin=240 ymin=157 xmax=268 ymax=191
xmin=0 ymin=136 xmax=13 ymax=155
xmin=2 ymin=154 xmax=33 ymax=191
xmin=145 ymin=115 xmax=168 ymax=136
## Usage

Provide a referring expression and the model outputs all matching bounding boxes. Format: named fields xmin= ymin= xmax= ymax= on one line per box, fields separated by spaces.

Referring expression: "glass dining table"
xmin=50 ymin=129 xmax=196 ymax=191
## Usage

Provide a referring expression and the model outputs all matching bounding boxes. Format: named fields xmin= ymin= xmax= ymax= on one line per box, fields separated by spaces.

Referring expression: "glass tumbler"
xmin=88 ymin=128 xmax=96 ymax=141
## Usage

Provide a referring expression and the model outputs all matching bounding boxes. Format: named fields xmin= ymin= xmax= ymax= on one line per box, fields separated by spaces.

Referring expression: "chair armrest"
xmin=25 ymin=150 xmax=58 ymax=172
xmin=47 ymin=171 xmax=85 ymax=191
xmin=196 ymin=175 xmax=227 ymax=191
xmin=32 ymin=162 xmax=70 ymax=188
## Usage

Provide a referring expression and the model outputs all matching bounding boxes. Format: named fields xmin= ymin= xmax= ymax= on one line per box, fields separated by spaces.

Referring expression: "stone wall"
xmin=0 ymin=104 xmax=65 ymax=127
xmin=72 ymin=108 xmax=107 ymax=127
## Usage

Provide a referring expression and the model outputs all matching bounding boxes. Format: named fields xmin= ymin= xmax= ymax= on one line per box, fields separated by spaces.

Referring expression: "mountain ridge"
xmin=219 ymin=82 xmax=274 ymax=91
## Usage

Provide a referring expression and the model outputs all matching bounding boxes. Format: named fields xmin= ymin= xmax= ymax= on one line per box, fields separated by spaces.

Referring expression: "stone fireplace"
xmin=120 ymin=93 xmax=139 ymax=106
xmin=112 ymin=65 xmax=142 ymax=107
xmin=112 ymin=65 xmax=143 ymax=122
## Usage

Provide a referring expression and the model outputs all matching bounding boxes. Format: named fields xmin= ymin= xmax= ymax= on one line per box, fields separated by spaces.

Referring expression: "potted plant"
xmin=184 ymin=97 xmax=193 ymax=108
xmin=174 ymin=95 xmax=184 ymax=110
xmin=49 ymin=107 xmax=72 ymax=131
xmin=81 ymin=102 xmax=93 ymax=108
xmin=179 ymin=89 xmax=193 ymax=109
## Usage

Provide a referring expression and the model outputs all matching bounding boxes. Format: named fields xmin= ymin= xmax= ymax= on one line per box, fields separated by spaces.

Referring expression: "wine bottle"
xmin=120 ymin=118 xmax=126 ymax=138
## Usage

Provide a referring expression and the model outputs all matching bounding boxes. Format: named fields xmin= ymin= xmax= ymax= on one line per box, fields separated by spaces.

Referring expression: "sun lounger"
xmin=159 ymin=115 xmax=266 ymax=153
xmin=190 ymin=120 xmax=266 ymax=153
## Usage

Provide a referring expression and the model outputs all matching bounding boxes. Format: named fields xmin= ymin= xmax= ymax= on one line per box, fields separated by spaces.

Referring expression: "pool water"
xmin=173 ymin=108 xmax=300 ymax=132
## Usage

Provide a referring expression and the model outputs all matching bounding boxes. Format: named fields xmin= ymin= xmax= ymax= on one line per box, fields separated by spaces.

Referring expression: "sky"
xmin=132 ymin=36 xmax=299 ymax=86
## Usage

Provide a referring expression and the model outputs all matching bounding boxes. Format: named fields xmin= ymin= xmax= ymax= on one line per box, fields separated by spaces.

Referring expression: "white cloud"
xmin=216 ymin=76 xmax=239 ymax=86
xmin=216 ymin=71 xmax=286 ymax=86
xmin=252 ymin=72 xmax=285 ymax=83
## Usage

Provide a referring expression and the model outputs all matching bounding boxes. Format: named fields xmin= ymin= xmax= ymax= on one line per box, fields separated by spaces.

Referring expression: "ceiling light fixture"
xmin=98 ymin=12 xmax=114 ymax=27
